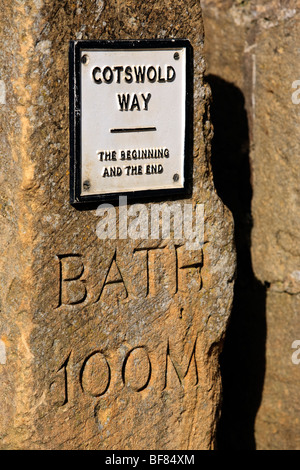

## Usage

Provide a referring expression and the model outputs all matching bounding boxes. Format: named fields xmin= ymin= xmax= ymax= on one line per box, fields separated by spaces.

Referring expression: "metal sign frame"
xmin=69 ymin=39 xmax=193 ymax=206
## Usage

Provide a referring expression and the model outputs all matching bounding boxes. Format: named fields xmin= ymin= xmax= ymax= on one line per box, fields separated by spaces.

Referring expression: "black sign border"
xmin=69 ymin=39 xmax=193 ymax=207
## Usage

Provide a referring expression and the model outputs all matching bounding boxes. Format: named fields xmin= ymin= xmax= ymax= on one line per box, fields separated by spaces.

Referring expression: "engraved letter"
xmin=48 ymin=352 xmax=71 ymax=407
xmin=80 ymin=351 xmax=111 ymax=397
xmin=175 ymin=245 xmax=203 ymax=293
xmin=95 ymin=250 xmax=128 ymax=303
xmin=57 ymin=255 xmax=87 ymax=307
xmin=122 ymin=346 xmax=152 ymax=392
xmin=163 ymin=337 xmax=198 ymax=390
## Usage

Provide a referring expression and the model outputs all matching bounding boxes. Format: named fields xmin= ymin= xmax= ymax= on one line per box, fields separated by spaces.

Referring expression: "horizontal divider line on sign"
xmin=110 ymin=127 xmax=157 ymax=134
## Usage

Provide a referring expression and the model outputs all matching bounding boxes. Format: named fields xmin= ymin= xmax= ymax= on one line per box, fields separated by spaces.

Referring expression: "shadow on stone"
xmin=206 ymin=75 xmax=267 ymax=450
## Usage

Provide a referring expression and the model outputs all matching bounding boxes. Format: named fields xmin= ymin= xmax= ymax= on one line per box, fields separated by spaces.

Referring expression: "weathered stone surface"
xmin=0 ymin=1 xmax=235 ymax=449
xmin=250 ymin=9 xmax=300 ymax=288
xmin=201 ymin=0 xmax=300 ymax=450
xmin=255 ymin=291 xmax=300 ymax=450
xmin=250 ymin=6 xmax=300 ymax=451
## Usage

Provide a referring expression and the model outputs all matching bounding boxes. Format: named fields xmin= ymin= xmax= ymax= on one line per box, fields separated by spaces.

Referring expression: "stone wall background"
xmin=201 ymin=0 xmax=300 ymax=450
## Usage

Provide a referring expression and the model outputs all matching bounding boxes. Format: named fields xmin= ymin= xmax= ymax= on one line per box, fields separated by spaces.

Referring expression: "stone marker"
xmin=0 ymin=0 xmax=235 ymax=450
xmin=202 ymin=0 xmax=300 ymax=449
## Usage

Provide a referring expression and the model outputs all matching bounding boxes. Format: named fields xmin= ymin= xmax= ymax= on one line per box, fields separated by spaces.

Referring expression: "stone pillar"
xmin=0 ymin=1 xmax=235 ymax=449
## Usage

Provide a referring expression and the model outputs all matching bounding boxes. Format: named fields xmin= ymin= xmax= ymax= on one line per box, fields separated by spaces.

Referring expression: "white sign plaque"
xmin=70 ymin=40 xmax=192 ymax=204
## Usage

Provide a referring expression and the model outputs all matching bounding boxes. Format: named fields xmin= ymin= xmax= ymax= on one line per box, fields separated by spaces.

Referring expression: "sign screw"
xmin=81 ymin=54 xmax=89 ymax=65
xmin=173 ymin=173 xmax=179 ymax=182
xmin=174 ymin=52 xmax=180 ymax=60
xmin=83 ymin=180 xmax=91 ymax=190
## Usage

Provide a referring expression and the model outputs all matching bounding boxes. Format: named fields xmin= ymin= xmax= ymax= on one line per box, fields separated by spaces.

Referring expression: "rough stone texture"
xmin=255 ymin=291 xmax=300 ymax=450
xmin=0 ymin=0 xmax=235 ymax=450
xmin=201 ymin=0 xmax=300 ymax=450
